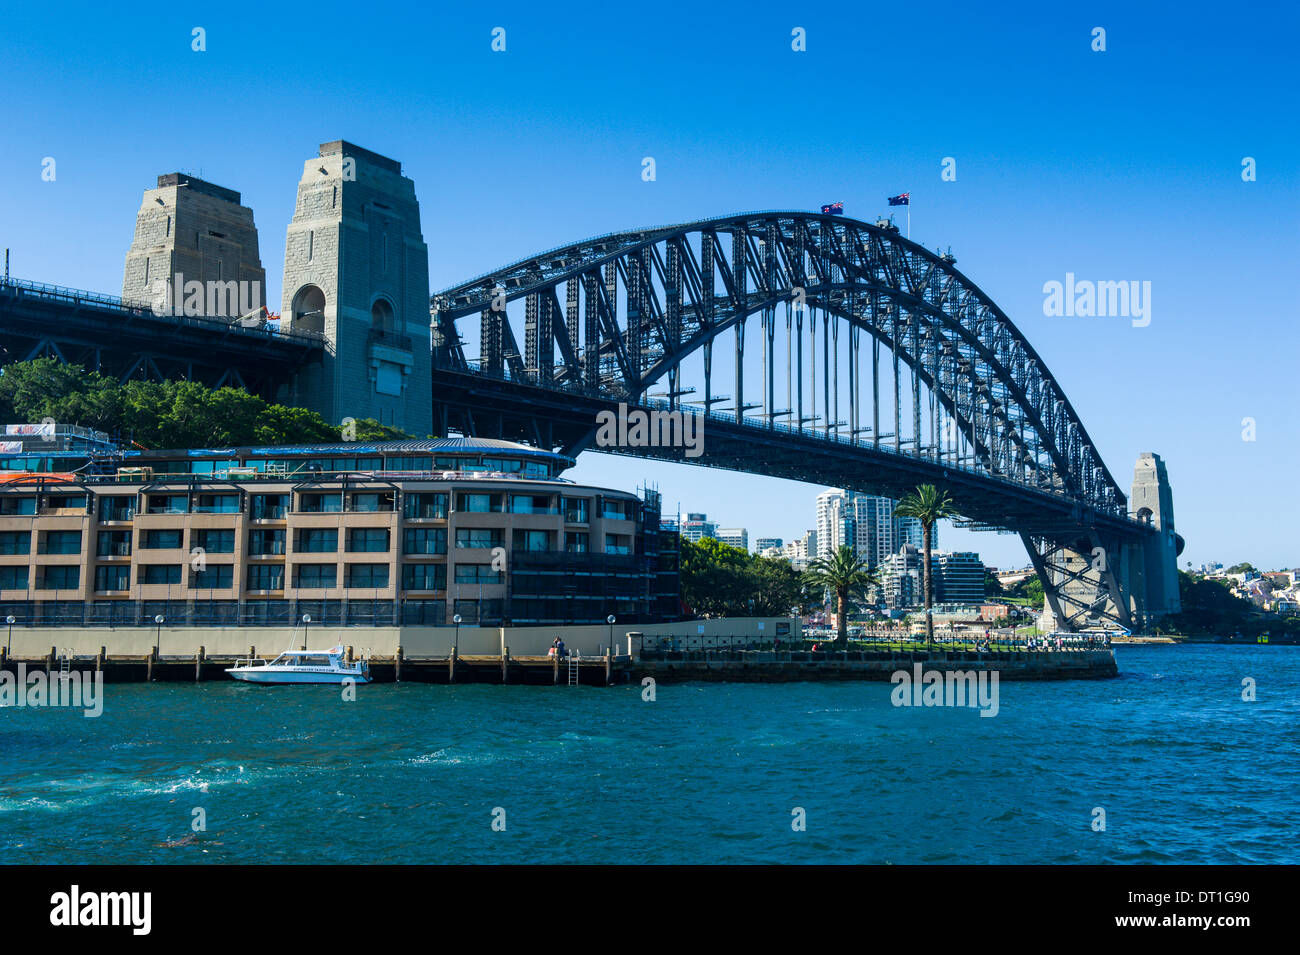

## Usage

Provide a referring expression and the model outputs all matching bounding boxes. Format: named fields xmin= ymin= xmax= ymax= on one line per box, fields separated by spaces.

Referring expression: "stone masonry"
xmin=122 ymin=174 xmax=265 ymax=315
xmin=281 ymin=141 xmax=432 ymax=437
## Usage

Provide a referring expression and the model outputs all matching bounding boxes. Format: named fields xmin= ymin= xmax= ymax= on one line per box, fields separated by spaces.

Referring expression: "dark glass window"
xmin=347 ymin=528 xmax=390 ymax=552
xmin=403 ymin=528 xmax=447 ymax=555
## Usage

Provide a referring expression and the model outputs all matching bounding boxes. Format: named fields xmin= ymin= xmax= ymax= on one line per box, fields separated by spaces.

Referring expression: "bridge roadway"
xmin=0 ymin=278 xmax=323 ymax=397
xmin=429 ymin=361 xmax=1155 ymax=550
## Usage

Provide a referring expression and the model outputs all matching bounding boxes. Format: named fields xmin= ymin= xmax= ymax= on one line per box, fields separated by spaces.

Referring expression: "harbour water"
xmin=1 ymin=644 xmax=1295 ymax=864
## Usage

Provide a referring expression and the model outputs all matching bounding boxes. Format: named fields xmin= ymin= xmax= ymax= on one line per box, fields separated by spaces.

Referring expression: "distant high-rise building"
xmin=880 ymin=545 xmax=929 ymax=609
xmin=680 ymin=513 xmax=718 ymax=543
xmin=814 ymin=488 xmax=927 ymax=568
xmin=782 ymin=530 xmax=817 ymax=571
xmin=716 ymin=528 xmax=749 ymax=550
xmin=755 ymin=537 xmax=783 ymax=552
xmin=880 ymin=548 xmax=984 ymax=608
xmin=937 ymin=552 xmax=985 ymax=604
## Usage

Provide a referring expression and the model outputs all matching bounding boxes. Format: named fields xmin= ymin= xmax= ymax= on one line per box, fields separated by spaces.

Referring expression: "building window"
xmin=0 ymin=531 xmax=31 ymax=555
xmin=298 ymin=492 xmax=342 ymax=513
xmin=347 ymin=528 xmax=390 ymax=553
xmin=248 ymin=529 xmax=285 ymax=555
xmin=141 ymin=529 xmax=183 ymax=549
xmin=191 ymin=565 xmax=234 ymax=589
xmin=454 ymin=528 xmax=502 ymax=549
xmin=194 ymin=493 xmax=239 ymax=514
xmin=40 ymin=530 xmax=82 ymax=555
xmin=96 ymin=530 xmax=131 ymax=557
xmin=247 ymin=565 xmax=284 ymax=591
xmin=45 ymin=494 xmax=87 ymax=512
xmin=294 ymin=563 xmax=337 ymax=589
xmin=563 ymin=497 xmax=590 ymax=523
xmin=94 ymin=565 xmax=130 ymax=592
xmin=146 ymin=494 xmax=188 ymax=515
xmin=605 ymin=534 xmax=631 ymax=555
xmin=403 ymin=492 xmax=447 ymax=519
xmin=0 ymin=566 xmax=29 ymax=589
xmin=454 ymin=564 xmax=503 ymax=585
xmin=194 ymin=529 xmax=235 ymax=553
xmin=0 ymin=497 xmax=37 ymax=516
xmin=346 ymin=564 xmax=389 ymax=588
xmin=457 ymin=493 xmax=502 ymax=513
xmin=400 ymin=599 xmax=445 ymax=625
xmin=100 ymin=496 xmax=136 ymax=521
xmin=348 ymin=492 xmax=394 ymax=513
xmin=139 ymin=565 xmax=182 ymax=585
xmin=602 ymin=500 xmax=632 ymax=521
xmin=296 ymin=528 xmax=338 ymax=553
xmin=250 ymin=494 xmax=288 ymax=520
xmin=510 ymin=494 xmax=554 ymax=515
xmin=565 ymin=531 xmax=589 ymax=553
xmin=512 ymin=529 xmax=552 ymax=552
xmin=401 ymin=563 xmax=446 ymax=591
xmin=402 ymin=528 xmax=446 ymax=555
xmin=452 ymin=598 xmax=503 ymax=626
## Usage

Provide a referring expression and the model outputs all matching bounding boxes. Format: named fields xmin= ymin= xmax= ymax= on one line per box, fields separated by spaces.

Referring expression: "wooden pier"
xmin=0 ymin=645 xmax=1118 ymax=685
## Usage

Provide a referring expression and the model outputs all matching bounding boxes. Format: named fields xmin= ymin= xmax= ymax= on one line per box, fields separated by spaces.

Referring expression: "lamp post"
xmin=5 ymin=614 xmax=14 ymax=658
xmin=153 ymin=614 xmax=164 ymax=656
xmin=302 ymin=613 xmax=311 ymax=649
xmin=453 ymin=613 xmax=462 ymax=657
xmin=606 ymin=614 xmax=615 ymax=656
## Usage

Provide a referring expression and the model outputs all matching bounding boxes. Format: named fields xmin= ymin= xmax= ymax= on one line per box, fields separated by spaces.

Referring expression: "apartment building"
xmin=0 ymin=433 xmax=679 ymax=627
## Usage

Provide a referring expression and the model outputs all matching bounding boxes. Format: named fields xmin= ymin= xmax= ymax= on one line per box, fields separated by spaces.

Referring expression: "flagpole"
xmin=907 ymin=202 xmax=910 ymax=240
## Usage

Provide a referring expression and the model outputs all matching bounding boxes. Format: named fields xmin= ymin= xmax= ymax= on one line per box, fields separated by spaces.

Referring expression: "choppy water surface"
xmin=2 ymin=645 xmax=1295 ymax=863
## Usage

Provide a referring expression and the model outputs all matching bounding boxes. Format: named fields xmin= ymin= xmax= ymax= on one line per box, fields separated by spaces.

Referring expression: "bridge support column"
xmin=1021 ymin=532 xmax=1134 ymax=632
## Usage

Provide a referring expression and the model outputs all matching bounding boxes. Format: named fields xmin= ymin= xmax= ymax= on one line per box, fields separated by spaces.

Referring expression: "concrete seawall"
xmin=0 ymin=640 xmax=1118 ymax=685
xmin=635 ymin=648 xmax=1119 ymax=683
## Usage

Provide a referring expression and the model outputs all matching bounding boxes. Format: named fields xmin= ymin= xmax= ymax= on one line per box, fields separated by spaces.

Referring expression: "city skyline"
xmin=3 ymin=2 xmax=1296 ymax=569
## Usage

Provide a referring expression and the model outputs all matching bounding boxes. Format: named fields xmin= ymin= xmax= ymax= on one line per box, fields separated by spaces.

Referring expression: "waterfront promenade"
xmin=0 ymin=628 xmax=1118 ymax=685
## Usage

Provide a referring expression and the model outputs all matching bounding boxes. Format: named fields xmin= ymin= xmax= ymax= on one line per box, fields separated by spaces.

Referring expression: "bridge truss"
xmin=430 ymin=211 xmax=1162 ymax=630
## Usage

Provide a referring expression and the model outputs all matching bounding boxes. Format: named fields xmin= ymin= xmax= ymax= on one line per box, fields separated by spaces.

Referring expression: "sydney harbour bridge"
xmin=0 ymin=144 xmax=1181 ymax=632
xmin=430 ymin=211 xmax=1182 ymax=632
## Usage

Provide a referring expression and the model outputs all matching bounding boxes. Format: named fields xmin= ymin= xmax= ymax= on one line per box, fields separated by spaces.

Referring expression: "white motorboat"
xmin=225 ymin=646 xmax=371 ymax=685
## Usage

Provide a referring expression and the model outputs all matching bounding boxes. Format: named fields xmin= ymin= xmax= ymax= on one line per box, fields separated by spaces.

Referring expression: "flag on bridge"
xmin=888 ymin=193 xmax=910 ymax=206
xmin=820 ymin=201 xmax=844 ymax=215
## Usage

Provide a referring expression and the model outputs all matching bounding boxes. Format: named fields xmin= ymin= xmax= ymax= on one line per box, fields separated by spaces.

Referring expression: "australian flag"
xmin=820 ymin=201 xmax=844 ymax=215
xmin=888 ymin=193 xmax=910 ymax=206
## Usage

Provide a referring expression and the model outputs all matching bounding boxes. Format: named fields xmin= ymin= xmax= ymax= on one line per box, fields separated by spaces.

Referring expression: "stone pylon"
xmin=122 ymin=174 xmax=265 ymax=318
xmin=281 ymin=141 xmax=432 ymax=437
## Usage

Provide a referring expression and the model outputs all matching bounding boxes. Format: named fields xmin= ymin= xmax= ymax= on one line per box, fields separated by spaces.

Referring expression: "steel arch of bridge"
xmin=431 ymin=211 xmax=1157 ymax=630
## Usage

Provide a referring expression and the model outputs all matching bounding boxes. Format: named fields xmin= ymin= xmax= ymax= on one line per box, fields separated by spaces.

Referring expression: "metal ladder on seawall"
xmin=567 ymin=651 xmax=580 ymax=686
xmin=58 ymin=649 xmax=71 ymax=681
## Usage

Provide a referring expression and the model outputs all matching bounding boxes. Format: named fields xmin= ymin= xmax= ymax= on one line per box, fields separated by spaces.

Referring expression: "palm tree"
xmin=893 ymin=485 xmax=958 ymax=649
xmin=803 ymin=545 xmax=878 ymax=648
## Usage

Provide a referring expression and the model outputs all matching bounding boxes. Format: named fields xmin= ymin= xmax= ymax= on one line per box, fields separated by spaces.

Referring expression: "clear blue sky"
xmin=1 ymin=1 xmax=1296 ymax=570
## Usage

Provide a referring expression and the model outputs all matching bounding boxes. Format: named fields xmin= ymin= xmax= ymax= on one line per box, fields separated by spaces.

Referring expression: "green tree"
xmin=802 ymin=545 xmax=878 ymax=647
xmin=1022 ymin=576 xmax=1044 ymax=608
xmin=893 ymin=484 xmax=959 ymax=647
xmin=678 ymin=537 xmax=802 ymax=619
xmin=680 ymin=537 xmax=751 ymax=617
xmin=748 ymin=556 xmax=803 ymax=617
xmin=0 ymin=359 xmax=350 ymax=448
xmin=349 ymin=417 xmax=417 ymax=441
